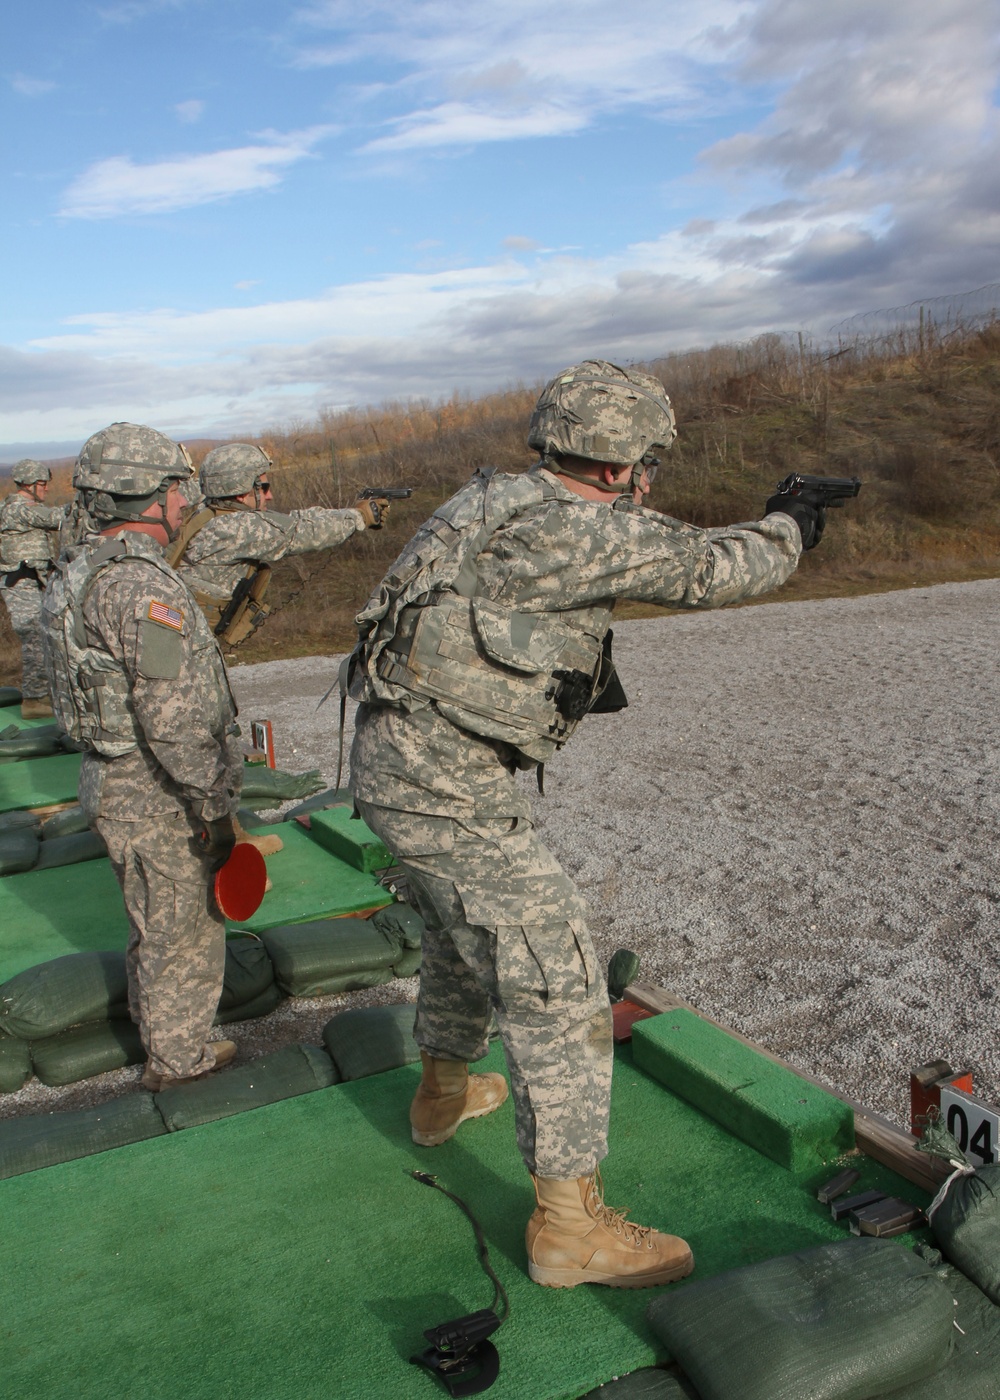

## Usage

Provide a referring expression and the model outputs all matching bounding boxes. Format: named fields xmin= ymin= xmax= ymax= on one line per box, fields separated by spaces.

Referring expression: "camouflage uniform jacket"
xmin=0 ymin=492 xmax=64 ymax=572
xmin=350 ymin=465 xmax=802 ymax=793
xmin=57 ymin=532 xmax=241 ymax=824
xmin=175 ymin=504 xmax=365 ymax=602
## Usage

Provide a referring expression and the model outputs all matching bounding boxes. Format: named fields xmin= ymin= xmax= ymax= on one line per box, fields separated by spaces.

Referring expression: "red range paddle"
xmin=213 ymin=841 xmax=268 ymax=922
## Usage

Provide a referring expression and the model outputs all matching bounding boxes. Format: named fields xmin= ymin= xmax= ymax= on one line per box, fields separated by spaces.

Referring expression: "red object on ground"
xmin=612 ymin=1000 xmax=655 ymax=1043
xmin=214 ymin=842 xmax=268 ymax=922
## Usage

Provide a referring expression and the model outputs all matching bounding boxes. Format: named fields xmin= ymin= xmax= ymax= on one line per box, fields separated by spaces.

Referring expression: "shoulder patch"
xmin=148 ymin=599 xmax=184 ymax=631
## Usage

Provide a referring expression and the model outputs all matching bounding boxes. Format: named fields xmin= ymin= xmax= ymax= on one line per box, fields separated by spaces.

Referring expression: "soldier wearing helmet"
xmin=41 ymin=422 xmax=243 ymax=1091
xmin=0 ymin=459 xmax=66 ymax=718
xmin=347 ymin=359 xmax=827 ymax=1291
xmin=168 ymin=442 xmax=393 ymax=648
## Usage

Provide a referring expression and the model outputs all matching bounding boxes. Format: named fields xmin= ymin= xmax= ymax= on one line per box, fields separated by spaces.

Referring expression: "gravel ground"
xmin=4 ymin=579 xmax=998 ymax=1128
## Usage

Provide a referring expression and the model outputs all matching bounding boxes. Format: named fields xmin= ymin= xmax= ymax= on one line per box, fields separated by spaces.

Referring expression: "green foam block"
xmin=306 ymin=806 xmax=393 ymax=873
xmin=0 ymin=751 xmax=81 ymax=813
xmin=631 ymin=1009 xmax=854 ymax=1175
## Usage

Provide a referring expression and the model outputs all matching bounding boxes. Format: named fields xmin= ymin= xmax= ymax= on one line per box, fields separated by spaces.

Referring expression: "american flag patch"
xmin=148 ymin=600 xmax=184 ymax=631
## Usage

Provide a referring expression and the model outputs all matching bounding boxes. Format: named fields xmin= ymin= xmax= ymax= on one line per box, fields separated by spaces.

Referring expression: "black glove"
xmin=765 ymin=491 xmax=826 ymax=550
xmin=198 ymin=815 xmax=237 ymax=872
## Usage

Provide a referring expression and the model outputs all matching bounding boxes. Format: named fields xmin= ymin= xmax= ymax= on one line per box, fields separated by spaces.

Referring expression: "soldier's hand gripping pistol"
xmin=353 ymin=486 xmax=413 ymax=530
xmin=765 ymin=473 xmax=862 ymax=550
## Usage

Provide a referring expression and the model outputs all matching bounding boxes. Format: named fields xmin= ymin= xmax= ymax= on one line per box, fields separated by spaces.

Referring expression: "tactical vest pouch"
xmin=214 ymin=564 xmax=272 ymax=645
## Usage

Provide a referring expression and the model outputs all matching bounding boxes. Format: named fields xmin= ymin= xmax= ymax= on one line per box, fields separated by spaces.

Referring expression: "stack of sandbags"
xmin=0 ymin=803 xmax=107 ymax=876
xmin=261 ymin=917 xmax=410 ymax=997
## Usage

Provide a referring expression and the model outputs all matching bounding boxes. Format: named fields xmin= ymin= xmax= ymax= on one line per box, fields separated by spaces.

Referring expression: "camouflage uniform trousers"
xmin=94 ymin=804 xmax=227 ymax=1081
xmin=0 ymin=576 xmax=49 ymax=700
xmin=355 ymin=797 xmax=614 ymax=1179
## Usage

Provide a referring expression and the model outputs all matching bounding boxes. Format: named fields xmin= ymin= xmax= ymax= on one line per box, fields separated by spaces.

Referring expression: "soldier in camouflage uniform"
xmin=348 ymin=361 xmax=827 ymax=1289
xmin=0 ymin=460 xmax=65 ymax=718
xmin=41 ymin=423 xmax=242 ymax=1091
xmin=170 ymin=442 xmax=392 ymax=646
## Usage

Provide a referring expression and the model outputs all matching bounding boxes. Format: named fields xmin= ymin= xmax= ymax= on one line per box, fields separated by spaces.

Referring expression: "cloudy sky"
xmin=3 ymin=0 xmax=999 ymax=457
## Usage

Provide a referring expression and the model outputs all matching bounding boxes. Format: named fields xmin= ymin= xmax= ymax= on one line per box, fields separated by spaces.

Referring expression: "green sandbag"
xmin=283 ymin=787 xmax=352 ymax=819
xmin=214 ymin=982 xmax=283 ymax=1025
xmin=392 ymin=947 xmax=422 ymax=978
xmin=372 ymin=901 xmax=424 ymax=949
xmin=886 ymin=1252 xmax=1000 ymax=1399
xmin=0 ymin=724 xmax=20 ymax=740
xmin=646 ymin=1238 xmax=955 ymax=1400
xmin=0 ymin=1034 xmax=32 ymax=1093
xmin=34 ymin=829 xmax=107 ymax=869
xmin=31 ymin=1020 xmax=145 ymax=1086
xmin=155 ymin=1043 xmax=339 ymax=1130
xmin=323 ymin=1002 xmax=419 ymax=1081
xmin=0 ymin=1093 xmax=166 ymax=1180
xmin=0 ymin=949 xmax=128 ymax=1038
xmin=40 ymin=804 xmax=91 ymax=839
xmin=0 ymin=827 xmax=40 ymax=874
xmin=931 ymin=1163 xmax=1000 ymax=1305
xmin=0 ymin=686 xmax=22 ymax=706
xmin=608 ymin=947 xmax=641 ymax=1000
xmin=0 ymin=728 xmax=63 ymax=759
xmin=0 ymin=808 xmax=40 ymax=833
xmin=235 ymin=806 xmax=268 ymax=830
xmin=261 ymin=918 xmax=402 ymax=997
xmin=240 ymin=766 xmax=324 ymax=803
xmin=579 ymin=1371 xmax=695 ymax=1399
xmin=217 ymin=937 xmax=276 ymax=1014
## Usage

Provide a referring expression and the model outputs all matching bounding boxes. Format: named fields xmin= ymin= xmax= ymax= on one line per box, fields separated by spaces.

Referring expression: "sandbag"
xmin=240 ymin=767 xmax=324 ymax=804
xmin=34 ymin=829 xmax=107 ymax=869
xmin=40 ymin=804 xmax=91 ymax=839
xmin=0 ymin=685 xmax=22 ymax=706
xmin=931 ymin=1163 xmax=1000 ymax=1305
xmin=392 ymin=948 xmax=422 ymax=978
xmin=646 ymin=1238 xmax=955 ymax=1400
xmin=0 ymin=1034 xmax=32 ymax=1093
xmin=886 ymin=1252 xmax=1000 ymax=1399
xmin=31 ymin=1020 xmax=145 ymax=1086
xmin=0 ymin=728 xmax=63 ymax=759
xmin=0 ymin=1093 xmax=167 ymax=1180
xmin=0 ymin=949 xmax=128 ymax=1039
xmin=283 ymin=787 xmax=352 ymax=819
xmin=579 ymin=1372 xmax=695 ymax=1399
xmin=0 ymin=826 xmax=40 ymax=874
xmin=323 ymin=1002 xmax=419 ymax=1081
xmin=0 ymin=808 xmax=41 ymax=833
xmin=372 ymin=902 xmax=424 ymax=950
xmin=261 ymin=918 xmax=402 ymax=997
xmin=155 ymin=1043 xmax=339 ymax=1130
xmin=214 ymin=983 xmax=283 ymax=1025
xmin=217 ymin=937 xmax=276 ymax=1015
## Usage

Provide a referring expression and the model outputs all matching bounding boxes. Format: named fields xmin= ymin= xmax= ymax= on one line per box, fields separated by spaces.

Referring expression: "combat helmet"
xmin=74 ymin=423 xmax=193 ymax=537
xmin=11 ymin=459 xmax=51 ymax=487
xmin=200 ymin=443 xmax=272 ymax=501
xmin=528 ymin=359 xmax=676 ymax=492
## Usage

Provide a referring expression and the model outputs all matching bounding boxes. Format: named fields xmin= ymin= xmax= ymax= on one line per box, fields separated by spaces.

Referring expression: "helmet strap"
xmin=545 ymin=456 xmax=643 ymax=496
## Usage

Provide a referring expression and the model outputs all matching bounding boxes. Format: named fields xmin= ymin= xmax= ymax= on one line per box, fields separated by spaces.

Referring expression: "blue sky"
xmin=3 ymin=0 xmax=999 ymax=457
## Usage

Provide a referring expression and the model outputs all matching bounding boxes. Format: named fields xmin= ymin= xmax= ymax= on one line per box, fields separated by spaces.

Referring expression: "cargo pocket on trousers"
xmin=460 ymin=886 xmax=596 ymax=1010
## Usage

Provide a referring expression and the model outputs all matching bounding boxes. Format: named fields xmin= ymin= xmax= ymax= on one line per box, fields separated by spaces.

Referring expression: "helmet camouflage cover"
xmin=11 ymin=459 xmax=51 ymax=486
xmin=528 ymin=359 xmax=677 ymax=467
xmin=74 ymin=422 xmax=192 ymax=523
xmin=200 ymin=443 xmax=272 ymax=499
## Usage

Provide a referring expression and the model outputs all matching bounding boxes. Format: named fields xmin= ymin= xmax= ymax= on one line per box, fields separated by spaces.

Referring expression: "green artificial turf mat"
xmin=632 ymin=1009 xmax=855 ymax=1174
xmin=0 ymin=702 xmax=57 ymax=730
xmin=306 ymin=806 xmax=393 ymax=872
xmin=0 ymin=1037 xmax=930 ymax=1400
xmin=0 ymin=751 xmax=81 ymax=813
xmin=0 ymin=822 xmax=393 ymax=982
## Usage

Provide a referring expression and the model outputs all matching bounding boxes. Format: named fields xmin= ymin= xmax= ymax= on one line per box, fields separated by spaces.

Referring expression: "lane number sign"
xmin=939 ymin=1086 xmax=1000 ymax=1167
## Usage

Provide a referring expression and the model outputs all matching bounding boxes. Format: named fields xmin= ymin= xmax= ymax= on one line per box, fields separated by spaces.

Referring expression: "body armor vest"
xmin=349 ymin=468 xmax=622 ymax=765
xmin=0 ymin=493 xmax=59 ymax=573
xmin=42 ymin=536 xmax=233 ymax=758
xmin=167 ymin=505 xmax=272 ymax=645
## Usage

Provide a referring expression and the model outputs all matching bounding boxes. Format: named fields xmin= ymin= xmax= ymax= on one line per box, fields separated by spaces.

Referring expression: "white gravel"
xmin=4 ymin=580 xmax=998 ymax=1128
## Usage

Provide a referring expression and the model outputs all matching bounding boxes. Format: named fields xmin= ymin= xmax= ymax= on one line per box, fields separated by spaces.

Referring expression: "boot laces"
xmin=588 ymin=1170 xmax=655 ymax=1248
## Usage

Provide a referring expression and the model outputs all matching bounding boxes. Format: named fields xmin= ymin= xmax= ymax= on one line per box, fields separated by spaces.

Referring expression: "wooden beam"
xmin=624 ymin=981 xmax=951 ymax=1193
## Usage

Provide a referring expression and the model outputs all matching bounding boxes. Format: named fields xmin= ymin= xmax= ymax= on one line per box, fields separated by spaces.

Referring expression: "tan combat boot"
xmin=526 ymin=1171 xmax=694 ymax=1289
xmin=410 ymin=1053 xmax=509 ymax=1146
xmin=233 ymin=815 xmax=284 ymax=856
xmin=20 ymin=697 xmax=54 ymax=720
xmin=141 ymin=1039 xmax=237 ymax=1092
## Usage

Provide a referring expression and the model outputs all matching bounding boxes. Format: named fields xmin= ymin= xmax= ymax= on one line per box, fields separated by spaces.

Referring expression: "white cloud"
xmin=364 ymin=101 xmax=585 ymax=152
xmin=10 ymin=74 xmax=56 ymax=97
xmin=174 ymin=99 xmax=205 ymax=124
xmin=58 ymin=127 xmax=333 ymax=218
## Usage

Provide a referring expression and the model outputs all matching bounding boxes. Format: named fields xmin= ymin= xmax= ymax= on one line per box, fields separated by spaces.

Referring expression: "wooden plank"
xmin=624 ymin=981 xmax=951 ymax=1192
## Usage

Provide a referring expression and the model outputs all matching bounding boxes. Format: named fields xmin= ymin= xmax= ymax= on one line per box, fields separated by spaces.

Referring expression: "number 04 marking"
xmin=940 ymin=1087 xmax=1000 ymax=1167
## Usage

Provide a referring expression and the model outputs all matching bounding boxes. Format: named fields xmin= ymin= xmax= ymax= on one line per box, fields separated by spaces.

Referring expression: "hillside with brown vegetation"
xmin=2 ymin=319 xmax=999 ymax=682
